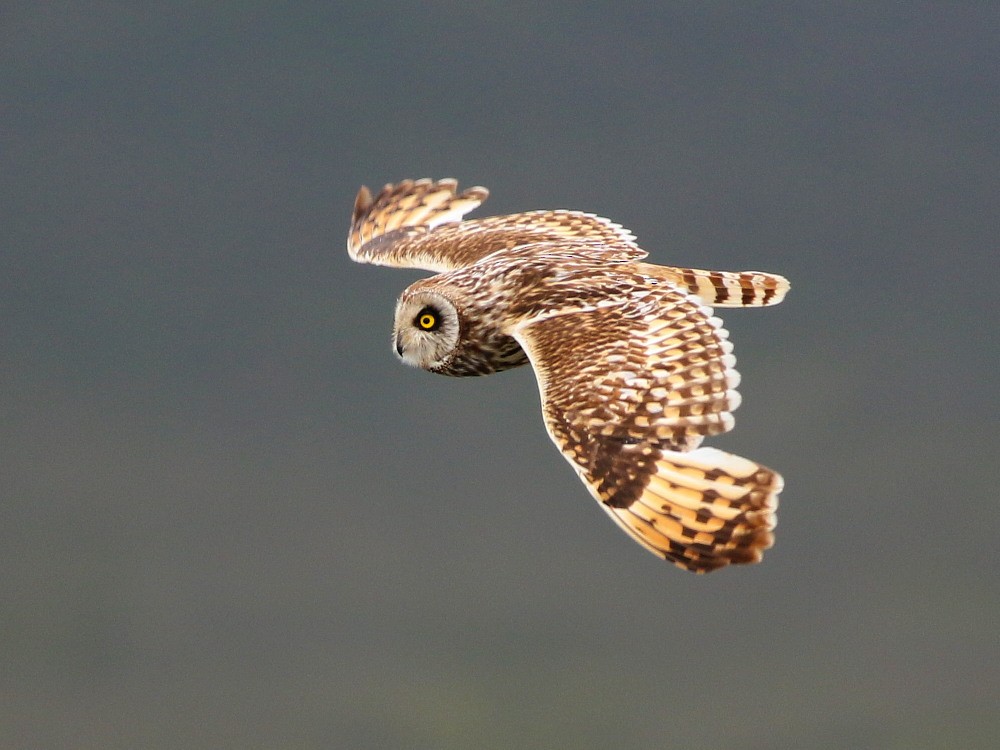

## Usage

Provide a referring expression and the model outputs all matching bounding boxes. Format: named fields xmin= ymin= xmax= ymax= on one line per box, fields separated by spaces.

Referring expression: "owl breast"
xmin=433 ymin=330 xmax=529 ymax=376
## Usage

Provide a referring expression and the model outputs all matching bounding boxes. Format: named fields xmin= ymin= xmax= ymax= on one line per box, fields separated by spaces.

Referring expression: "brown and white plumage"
xmin=348 ymin=178 xmax=789 ymax=572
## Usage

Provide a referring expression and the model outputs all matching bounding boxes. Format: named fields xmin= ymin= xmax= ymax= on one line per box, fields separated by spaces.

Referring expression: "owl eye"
xmin=415 ymin=307 xmax=440 ymax=331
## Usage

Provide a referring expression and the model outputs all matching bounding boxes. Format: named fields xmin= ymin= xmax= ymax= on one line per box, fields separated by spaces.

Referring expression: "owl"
xmin=348 ymin=178 xmax=789 ymax=572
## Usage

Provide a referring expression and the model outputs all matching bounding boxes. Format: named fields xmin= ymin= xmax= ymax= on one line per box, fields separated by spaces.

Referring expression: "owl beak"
xmin=394 ymin=335 xmax=404 ymax=357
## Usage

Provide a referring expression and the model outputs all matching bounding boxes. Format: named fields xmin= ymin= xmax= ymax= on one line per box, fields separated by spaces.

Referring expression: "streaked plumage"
xmin=348 ymin=178 xmax=789 ymax=572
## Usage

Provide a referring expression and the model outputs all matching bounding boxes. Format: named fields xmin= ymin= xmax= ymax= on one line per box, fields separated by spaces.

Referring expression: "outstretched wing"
xmin=510 ymin=281 xmax=781 ymax=572
xmin=348 ymin=178 xmax=645 ymax=272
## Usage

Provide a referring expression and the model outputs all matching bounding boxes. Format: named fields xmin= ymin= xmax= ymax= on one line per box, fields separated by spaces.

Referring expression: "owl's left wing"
xmin=349 ymin=179 xmax=490 ymax=268
xmin=510 ymin=283 xmax=781 ymax=572
xmin=349 ymin=178 xmax=645 ymax=272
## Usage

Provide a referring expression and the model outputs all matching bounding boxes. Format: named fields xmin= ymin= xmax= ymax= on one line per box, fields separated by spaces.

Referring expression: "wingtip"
xmin=353 ymin=185 xmax=373 ymax=225
xmin=465 ymin=184 xmax=490 ymax=202
xmin=605 ymin=446 xmax=783 ymax=573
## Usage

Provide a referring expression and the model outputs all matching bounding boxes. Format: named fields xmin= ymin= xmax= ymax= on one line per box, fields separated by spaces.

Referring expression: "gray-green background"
xmin=4 ymin=4 xmax=997 ymax=748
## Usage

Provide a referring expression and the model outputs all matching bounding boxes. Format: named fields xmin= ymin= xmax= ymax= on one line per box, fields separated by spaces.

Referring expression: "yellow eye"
xmin=415 ymin=307 xmax=439 ymax=331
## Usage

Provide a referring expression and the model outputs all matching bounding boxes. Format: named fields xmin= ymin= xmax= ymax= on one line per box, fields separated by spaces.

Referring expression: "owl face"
xmin=392 ymin=290 xmax=461 ymax=371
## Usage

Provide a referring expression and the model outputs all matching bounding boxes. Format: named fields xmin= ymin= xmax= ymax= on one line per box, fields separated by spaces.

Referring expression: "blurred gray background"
xmin=3 ymin=3 xmax=998 ymax=748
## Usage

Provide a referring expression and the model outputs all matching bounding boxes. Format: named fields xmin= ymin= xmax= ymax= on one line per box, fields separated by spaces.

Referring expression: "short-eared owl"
xmin=348 ymin=178 xmax=789 ymax=572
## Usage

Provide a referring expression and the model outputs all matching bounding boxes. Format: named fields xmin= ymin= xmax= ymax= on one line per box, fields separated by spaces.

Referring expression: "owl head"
xmin=392 ymin=290 xmax=461 ymax=371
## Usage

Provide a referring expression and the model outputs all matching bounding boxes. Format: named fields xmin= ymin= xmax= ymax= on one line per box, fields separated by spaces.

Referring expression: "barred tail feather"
xmin=603 ymin=447 xmax=782 ymax=572
xmin=649 ymin=265 xmax=790 ymax=307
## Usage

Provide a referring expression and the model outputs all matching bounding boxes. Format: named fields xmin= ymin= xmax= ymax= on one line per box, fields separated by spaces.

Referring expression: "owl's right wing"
xmin=349 ymin=178 xmax=645 ymax=272
xmin=510 ymin=283 xmax=781 ymax=572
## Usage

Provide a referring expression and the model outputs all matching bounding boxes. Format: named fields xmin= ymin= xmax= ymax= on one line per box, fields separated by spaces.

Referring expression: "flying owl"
xmin=348 ymin=178 xmax=789 ymax=572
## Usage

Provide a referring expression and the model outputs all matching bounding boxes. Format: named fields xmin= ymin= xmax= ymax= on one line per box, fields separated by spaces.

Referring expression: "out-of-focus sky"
xmin=3 ymin=4 xmax=997 ymax=748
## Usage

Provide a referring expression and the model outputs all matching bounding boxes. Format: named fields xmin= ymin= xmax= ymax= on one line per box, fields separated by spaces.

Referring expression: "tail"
xmin=602 ymin=447 xmax=782 ymax=572
xmin=642 ymin=263 xmax=790 ymax=307
xmin=348 ymin=178 xmax=489 ymax=258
